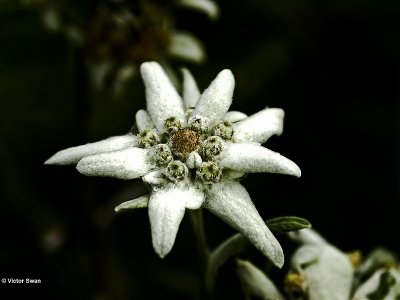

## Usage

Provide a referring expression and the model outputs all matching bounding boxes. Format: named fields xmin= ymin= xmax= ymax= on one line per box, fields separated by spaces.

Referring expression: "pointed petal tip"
xmin=218 ymin=69 xmax=234 ymax=83
xmin=44 ymin=135 xmax=138 ymax=166
xmin=275 ymin=253 xmax=284 ymax=269
xmin=259 ymin=234 xmax=284 ymax=268
xmin=140 ymin=61 xmax=163 ymax=81
xmin=220 ymin=68 xmax=233 ymax=76
xmin=44 ymin=156 xmax=55 ymax=165
xmin=156 ymin=251 xmax=167 ymax=259
xmin=219 ymin=143 xmax=301 ymax=178
xmin=272 ymin=152 xmax=302 ymax=178
xmin=140 ymin=61 xmax=159 ymax=73
xmin=211 ymin=68 xmax=235 ymax=93
xmin=43 ymin=151 xmax=75 ymax=165
xmin=292 ymin=163 xmax=302 ymax=178
xmin=278 ymin=158 xmax=301 ymax=178
xmin=275 ymin=153 xmax=301 ymax=178
xmin=153 ymin=241 xmax=172 ymax=259
xmin=75 ymin=160 xmax=87 ymax=175
xmin=265 ymin=238 xmax=284 ymax=268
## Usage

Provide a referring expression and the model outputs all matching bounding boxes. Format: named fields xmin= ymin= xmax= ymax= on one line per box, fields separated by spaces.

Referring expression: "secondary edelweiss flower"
xmin=45 ymin=61 xmax=301 ymax=267
xmin=288 ymin=229 xmax=354 ymax=300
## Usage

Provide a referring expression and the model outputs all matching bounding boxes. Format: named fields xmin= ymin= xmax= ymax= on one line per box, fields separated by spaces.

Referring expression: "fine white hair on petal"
xmin=191 ymin=69 xmax=235 ymax=128
xmin=115 ymin=195 xmax=149 ymax=212
xmin=44 ymin=134 xmax=138 ymax=165
xmin=135 ymin=109 xmax=154 ymax=132
xmin=232 ymin=108 xmax=285 ymax=144
xmin=222 ymin=169 xmax=246 ymax=180
xmin=140 ymin=62 xmax=186 ymax=133
xmin=218 ymin=142 xmax=301 ymax=177
xmin=353 ymin=268 xmax=400 ymax=299
xmin=148 ymin=186 xmax=188 ymax=258
xmin=291 ymin=243 xmax=354 ymax=300
xmin=236 ymin=259 xmax=286 ymax=300
xmin=76 ymin=147 xmax=153 ymax=180
xmin=176 ymin=0 xmax=219 ymax=21
xmin=168 ymin=32 xmax=206 ymax=64
xmin=223 ymin=111 xmax=248 ymax=123
xmin=182 ymin=183 xmax=205 ymax=209
xmin=181 ymin=68 xmax=201 ymax=109
xmin=204 ymin=181 xmax=284 ymax=268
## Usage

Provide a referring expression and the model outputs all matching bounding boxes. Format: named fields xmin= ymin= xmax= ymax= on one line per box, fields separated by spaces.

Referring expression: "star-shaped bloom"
xmin=45 ymin=61 xmax=301 ymax=267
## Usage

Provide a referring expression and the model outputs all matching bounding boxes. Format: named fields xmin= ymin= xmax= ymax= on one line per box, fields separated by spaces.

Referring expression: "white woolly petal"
xmin=236 ymin=259 xmax=286 ymax=300
xmin=233 ymin=108 xmax=285 ymax=143
xmin=183 ymin=183 xmax=205 ymax=209
xmin=76 ymin=147 xmax=152 ymax=180
xmin=218 ymin=142 xmax=301 ymax=177
xmin=177 ymin=0 xmax=219 ymax=20
xmin=168 ymin=32 xmax=206 ymax=64
xmin=223 ymin=111 xmax=248 ymax=123
xmin=135 ymin=109 xmax=154 ymax=132
xmin=115 ymin=195 xmax=149 ymax=212
xmin=289 ymin=228 xmax=328 ymax=246
xmin=45 ymin=134 xmax=138 ymax=165
xmin=182 ymin=68 xmax=201 ymax=108
xmin=292 ymin=243 xmax=354 ymax=300
xmin=353 ymin=268 xmax=400 ymax=299
xmin=140 ymin=62 xmax=185 ymax=132
xmin=222 ymin=169 xmax=246 ymax=180
xmin=148 ymin=186 xmax=187 ymax=258
xmin=142 ymin=171 xmax=168 ymax=185
xmin=191 ymin=69 xmax=234 ymax=128
xmin=204 ymin=181 xmax=284 ymax=268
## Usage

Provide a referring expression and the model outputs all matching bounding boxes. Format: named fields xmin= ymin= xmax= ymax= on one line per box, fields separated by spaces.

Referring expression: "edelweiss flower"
xmin=353 ymin=268 xmax=400 ymax=299
xmin=45 ymin=61 xmax=301 ymax=267
xmin=288 ymin=229 xmax=354 ymax=300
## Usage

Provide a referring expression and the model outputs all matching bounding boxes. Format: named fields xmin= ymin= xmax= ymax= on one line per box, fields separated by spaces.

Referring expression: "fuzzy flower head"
xmin=45 ymin=62 xmax=301 ymax=267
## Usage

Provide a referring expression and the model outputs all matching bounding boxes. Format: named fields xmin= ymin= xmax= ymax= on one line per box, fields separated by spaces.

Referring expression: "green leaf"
xmin=266 ymin=216 xmax=311 ymax=234
xmin=205 ymin=233 xmax=249 ymax=292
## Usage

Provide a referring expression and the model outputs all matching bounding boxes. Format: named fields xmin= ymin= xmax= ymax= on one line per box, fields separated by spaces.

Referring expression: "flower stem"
xmin=188 ymin=209 xmax=210 ymax=299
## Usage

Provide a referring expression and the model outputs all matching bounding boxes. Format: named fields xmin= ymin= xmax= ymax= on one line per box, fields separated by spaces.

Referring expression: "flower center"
xmin=169 ymin=128 xmax=201 ymax=159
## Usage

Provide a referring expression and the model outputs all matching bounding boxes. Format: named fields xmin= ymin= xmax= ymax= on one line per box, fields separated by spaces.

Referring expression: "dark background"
xmin=1 ymin=0 xmax=400 ymax=299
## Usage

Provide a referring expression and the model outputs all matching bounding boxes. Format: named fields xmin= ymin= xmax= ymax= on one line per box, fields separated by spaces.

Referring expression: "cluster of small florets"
xmin=137 ymin=114 xmax=232 ymax=185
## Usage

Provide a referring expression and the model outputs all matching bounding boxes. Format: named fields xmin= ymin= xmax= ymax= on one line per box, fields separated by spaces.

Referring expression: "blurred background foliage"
xmin=1 ymin=0 xmax=400 ymax=299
